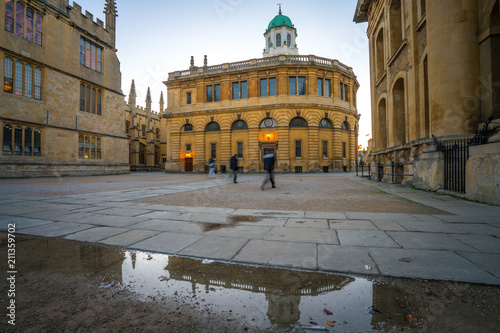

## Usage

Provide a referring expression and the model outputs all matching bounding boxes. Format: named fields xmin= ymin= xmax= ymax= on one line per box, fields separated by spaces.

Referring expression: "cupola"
xmin=263 ymin=5 xmax=298 ymax=57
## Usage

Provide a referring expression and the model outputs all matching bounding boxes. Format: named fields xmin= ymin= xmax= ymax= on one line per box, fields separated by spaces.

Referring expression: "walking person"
xmin=261 ymin=151 xmax=276 ymax=190
xmin=208 ymin=158 xmax=216 ymax=179
xmin=230 ymin=154 xmax=238 ymax=183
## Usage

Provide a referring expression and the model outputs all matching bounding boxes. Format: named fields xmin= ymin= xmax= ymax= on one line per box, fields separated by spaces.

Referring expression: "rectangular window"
xmin=232 ymin=82 xmax=239 ymax=100
xmin=187 ymin=92 xmax=191 ymax=104
xmin=269 ymin=78 xmax=276 ymax=96
xmin=97 ymin=48 xmax=102 ymax=72
xmin=91 ymin=44 xmax=96 ymax=70
xmin=206 ymin=85 xmax=213 ymax=102
xmin=79 ymin=84 xmax=85 ymax=111
xmin=97 ymin=90 xmax=101 ymax=115
xmin=214 ymin=84 xmax=220 ymax=102
xmin=4 ymin=57 xmax=13 ymax=93
xmin=78 ymin=135 xmax=84 ymax=158
xmin=35 ymin=13 xmax=42 ymax=45
xmin=295 ymin=140 xmax=302 ymax=158
xmin=237 ymin=142 xmax=243 ymax=158
xmin=241 ymin=81 xmax=247 ymax=99
xmin=85 ymin=41 xmax=91 ymax=67
xmin=211 ymin=143 xmax=216 ymax=159
xmin=84 ymin=136 xmax=90 ymax=158
xmin=3 ymin=125 xmax=12 ymax=155
xmin=5 ymin=0 xmax=14 ymax=32
xmin=295 ymin=166 xmax=303 ymax=173
xmin=340 ymin=82 xmax=344 ymax=100
xmin=33 ymin=129 xmax=41 ymax=156
xmin=14 ymin=127 xmax=22 ymax=155
xmin=96 ymin=138 xmax=101 ymax=159
xmin=34 ymin=67 xmax=41 ymax=100
xmin=318 ymin=78 xmax=323 ymax=96
xmin=14 ymin=61 xmax=22 ymax=95
xmin=325 ymin=79 xmax=331 ymax=97
xmin=260 ymin=78 xmax=267 ymax=97
xmin=344 ymin=84 xmax=349 ymax=101
xmin=85 ymin=86 xmax=91 ymax=112
xmin=323 ymin=141 xmax=328 ymax=157
xmin=298 ymin=77 xmax=306 ymax=95
xmin=90 ymin=137 xmax=96 ymax=158
xmin=24 ymin=64 xmax=32 ymax=98
xmin=80 ymin=38 xmax=85 ymax=65
xmin=81 ymin=38 xmax=102 ymax=72
xmin=342 ymin=142 xmax=346 ymax=158
xmin=24 ymin=128 xmax=32 ymax=155
xmin=186 ymin=144 xmax=191 ymax=151
xmin=92 ymin=88 xmax=96 ymax=114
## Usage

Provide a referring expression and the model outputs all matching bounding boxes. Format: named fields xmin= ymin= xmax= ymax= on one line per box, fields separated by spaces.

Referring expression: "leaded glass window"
xmin=24 ymin=64 xmax=32 ymax=98
xmin=231 ymin=120 xmax=248 ymax=130
xmin=26 ymin=8 xmax=33 ymax=42
xmin=3 ymin=125 xmax=12 ymax=155
xmin=206 ymin=122 xmax=221 ymax=131
xmin=15 ymin=2 xmax=23 ymax=37
xmin=5 ymin=0 xmax=14 ymax=32
xmin=269 ymin=78 xmax=276 ymax=96
xmin=319 ymin=118 xmax=333 ymax=128
xmin=14 ymin=61 xmax=22 ymax=95
xmin=4 ymin=57 xmax=13 ymax=93
xmin=276 ymin=33 xmax=281 ymax=47
xmin=289 ymin=117 xmax=307 ymax=127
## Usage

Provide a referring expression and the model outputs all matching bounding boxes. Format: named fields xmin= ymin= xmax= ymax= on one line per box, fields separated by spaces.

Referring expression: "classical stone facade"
xmin=354 ymin=0 xmax=500 ymax=204
xmin=125 ymin=80 xmax=163 ymax=171
xmin=1 ymin=0 xmax=129 ymax=177
xmin=162 ymin=10 xmax=360 ymax=173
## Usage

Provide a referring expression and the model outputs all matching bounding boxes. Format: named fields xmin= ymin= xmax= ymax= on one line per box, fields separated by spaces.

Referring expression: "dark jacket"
xmin=263 ymin=152 xmax=275 ymax=170
xmin=230 ymin=155 xmax=238 ymax=170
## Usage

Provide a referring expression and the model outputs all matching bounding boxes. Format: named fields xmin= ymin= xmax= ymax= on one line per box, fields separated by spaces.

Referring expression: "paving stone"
xmin=329 ymin=219 xmax=378 ymax=230
xmin=285 ymin=218 xmax=328 ymax=229
xmin=65 ymin=227 xmax=128 ymax=242
xmin=318 ymin=245 xmax=379 ymax=275
xmin=206 ymin=225 xmax=272 ymax=239
xmin=232 ymin=208 xmax=304 ymax=218
xmin=129 ymin=232 xmax=202 ymax=254
xmin=345 ymin=212 xmax=420 ymax=221
xmin=238 ymin=217 xmax=288 ymax=227
xmin=20 ymin=222 xmax=93 ymax=237
xmin=451 ymin=234 xmax=500 ymax=253
xmin=264 ymin=227 xmax=338 ymax=244
xmin=453 ymin=224 xmax=500 ymax=237
xmin=179 ymin=236 xmax=249 ymax=260
xmin=388 ymin=232 xmax=480 ymax=252
xmin=95 ymin=207 xmax=154 ymax=217
xmin=337 ymin=230 xmax=400 ymax=248
xmin=304 ymin=211 xmax=346 ymax=219
xmin=174 ymin=212 xmax=228 ymax=224
xmin=458 ymin=252 xmax=500 ymax=279
xmin=130 ymin=219 xmax=204 ymax=233
xmin=396 ymin=221 xmax=464 ymax=233
xmin=233 ymin=239 xmax=317 ymax=269
xmin=0 ymin=216 xmax=52 ymax=230
xmin=410 ymin=214 xmax=447 ymax=222
xmin=137 ymin=211 xmax=183 ymax=220
xmin=368 ymin=247 xmax=500 ymax=284
xmin=99 ymin=230 xmax=161 ymax=247
xmin=371 ymin=220 xmax=406 ymax=231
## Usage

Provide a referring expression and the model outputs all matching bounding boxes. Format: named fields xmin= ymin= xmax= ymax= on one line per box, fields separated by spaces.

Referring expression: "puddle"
xmin=1 ymin=236 xmax=424 ymax=332
xmin=201 ymin=215 xmax=262 ymax=231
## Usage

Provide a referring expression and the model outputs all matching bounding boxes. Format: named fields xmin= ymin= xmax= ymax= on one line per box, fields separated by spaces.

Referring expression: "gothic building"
xmin=1 ymin=0 xmax=129 ymax=177
xmin=354 ymin=0 xmax=500 ymax=204
xmin=125 ymin=80 xmax=163 ymax=171
xmin=162 ymin=8 xmax=360 ymax=173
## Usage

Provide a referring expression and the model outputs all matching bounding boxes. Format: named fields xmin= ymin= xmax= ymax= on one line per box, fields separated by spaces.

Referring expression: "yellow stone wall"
xmin=0 ymin=0 xmax=129 ymax=177
xmin=163 ymin=55 xmax=359 ymax=173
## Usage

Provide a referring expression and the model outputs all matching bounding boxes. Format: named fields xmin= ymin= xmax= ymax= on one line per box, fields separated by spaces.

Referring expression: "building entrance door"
xmin=185 ymin=158 xmax=193 ymax=172
xmin=259 ymin=142 xmax=278 ymax=171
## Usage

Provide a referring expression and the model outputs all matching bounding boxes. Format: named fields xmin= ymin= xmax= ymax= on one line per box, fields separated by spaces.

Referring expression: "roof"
xmin=353 ymin=0 xmax=372 ymax=23
xmin=267 ymin=13 xmax=294 ymax=31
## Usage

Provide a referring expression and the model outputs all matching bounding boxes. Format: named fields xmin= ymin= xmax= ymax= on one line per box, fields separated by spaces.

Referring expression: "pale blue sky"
xmin=81 ymin=0 xmax=371 ymax=146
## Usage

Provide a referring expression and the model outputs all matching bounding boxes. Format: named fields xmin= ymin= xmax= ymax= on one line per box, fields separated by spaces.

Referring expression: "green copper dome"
xmin=267 ymin=13 xmax=294 ymax=31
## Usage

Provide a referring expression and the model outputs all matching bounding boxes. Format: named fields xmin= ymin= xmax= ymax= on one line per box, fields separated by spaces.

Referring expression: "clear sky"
xmin=82 ymin=0 xmax=371 ymax=147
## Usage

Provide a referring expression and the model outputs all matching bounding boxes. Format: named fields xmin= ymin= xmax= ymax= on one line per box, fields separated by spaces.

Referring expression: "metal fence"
xmin=356 ymin=161 xmax=413 ymax=184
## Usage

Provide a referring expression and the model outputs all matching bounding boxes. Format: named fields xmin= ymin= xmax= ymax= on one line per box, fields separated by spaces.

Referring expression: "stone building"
xmin=1 ymin=0 xmax=129 ymax=177
xmin=162 ymin=9 xmax=360 ymax=173
xmin=354 ymin=0 xmax=500 ymax=204
xmin=125 ymin=80 xmax=163 ymax=171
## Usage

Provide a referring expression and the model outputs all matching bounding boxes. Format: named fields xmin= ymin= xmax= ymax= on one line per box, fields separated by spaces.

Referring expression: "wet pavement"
xmin=0 ymin=172 xmax=499 ymax=285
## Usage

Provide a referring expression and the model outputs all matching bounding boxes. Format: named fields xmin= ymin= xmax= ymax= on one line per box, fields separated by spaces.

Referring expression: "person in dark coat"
xmin=230 ymin=154 xmax=238 ymax=183
xmin=261 ymin=151 xmax=276 ymax=190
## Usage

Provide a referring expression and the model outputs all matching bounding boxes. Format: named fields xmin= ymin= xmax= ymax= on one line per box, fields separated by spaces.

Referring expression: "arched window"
xmin=319 ymin=118 xmax=333 ymax=128
xmin=260 ymin=118 xmax=278 ymax=128
xmin=184 ymin=124 xmax=193 ymax=132
xmin=393 ymin=78 xmax=406 ymax=146
xmin=287 ymin=34 xmax=291 ymax=46
xmin=289 ymin=117 xmax=308 ymax=127
xmin=205 ymin=122 xmax=221 ymax=131
xmin=276 ymin=33 xmax=282 ymax=47
xmin=390 ymin=0 xmax=402 ymax=54
xmin=378 ymin=99 xmax=387 ymax=150
xmin=141 ymin=124 xmax=146 ymax=137
xmin=268 ymin=36 xmax=272 ymax=48
xmin=15 ymin=2 xmax=23 ymax=37
xmin=341 ymin=121 xmax=349 ymax=131
xmin=231 ymin=120 xmax=248 ymax=130
xmin=375 ymin=28 xmax=385 ymax=79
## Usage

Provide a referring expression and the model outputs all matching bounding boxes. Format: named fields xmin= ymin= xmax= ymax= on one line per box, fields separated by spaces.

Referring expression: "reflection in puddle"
xmin=3 ymin=236 xmax=421 ymax=332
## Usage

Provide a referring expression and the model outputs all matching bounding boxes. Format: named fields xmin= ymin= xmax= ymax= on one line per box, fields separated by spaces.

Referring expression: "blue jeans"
xmin=208 ymin=167 xmax=216 ymax=178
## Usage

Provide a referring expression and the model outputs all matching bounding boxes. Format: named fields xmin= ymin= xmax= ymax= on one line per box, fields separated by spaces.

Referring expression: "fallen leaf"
xmin=323 ymin=308 xmax=333 ymax=315
xmin=327 ymin=320 xmax=335 ymax=326
xmin=146 ymin=255 xmax=153 ymax=260
xmin=159 ymin=276 xmax=169 ymax=281
xmin=404 ymin=315 xmax=417 ymax=322
xmin=309 ymin=321 xmax=318 ymax=325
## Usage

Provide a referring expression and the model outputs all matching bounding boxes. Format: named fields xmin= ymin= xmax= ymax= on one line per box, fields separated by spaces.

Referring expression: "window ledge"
xmin=416 ymin=14 xmax=426 ymax=31
xmin=387 ymin=39 xmax=408 ymax=67
xmin=375 ymin=70 xmax=387 ymax=87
